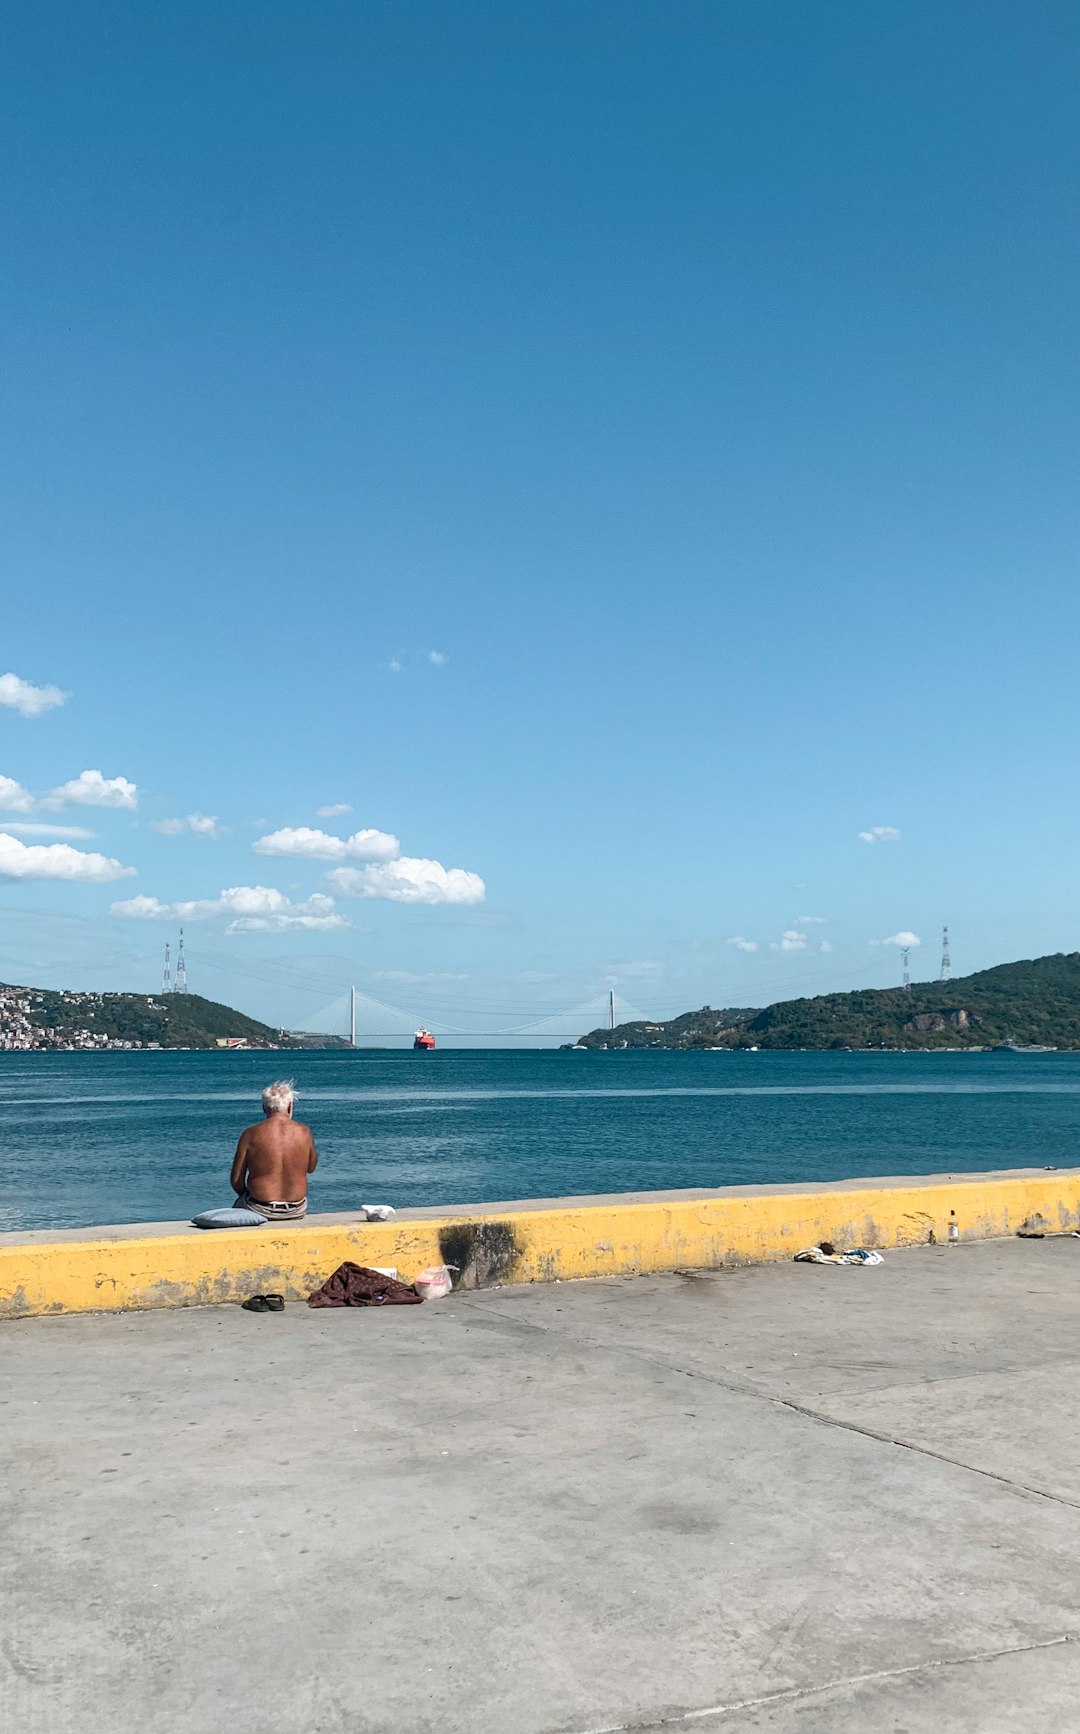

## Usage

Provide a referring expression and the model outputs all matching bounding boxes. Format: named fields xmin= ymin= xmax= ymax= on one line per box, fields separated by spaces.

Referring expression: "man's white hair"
xmin=261 ymin=1079 xmax=296 ymax=1115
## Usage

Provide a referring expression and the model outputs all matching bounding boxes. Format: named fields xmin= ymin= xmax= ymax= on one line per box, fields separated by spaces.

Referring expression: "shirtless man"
xmin=230 ymin=1080 xmax=318 ymax=1221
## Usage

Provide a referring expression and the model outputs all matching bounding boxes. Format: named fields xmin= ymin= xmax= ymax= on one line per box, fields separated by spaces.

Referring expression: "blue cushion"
xmin=191 ymin=1207 xmax=267 ymax=1229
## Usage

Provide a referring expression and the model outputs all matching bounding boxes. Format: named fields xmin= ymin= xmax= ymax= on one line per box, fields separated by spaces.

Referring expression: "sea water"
xmin=1 ymin=1046 xmax=1078 ymax=1232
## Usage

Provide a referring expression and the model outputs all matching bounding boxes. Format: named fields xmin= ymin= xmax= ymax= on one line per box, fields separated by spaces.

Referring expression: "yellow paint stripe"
xmin=2 ymin=1171 xmax=1077 ymax=1317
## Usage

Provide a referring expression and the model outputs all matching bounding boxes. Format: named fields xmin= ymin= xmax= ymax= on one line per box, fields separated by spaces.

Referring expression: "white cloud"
xmin=601 ymin=960 xmax=665 ymax=981
xmin=819 ymin=939 xmax=833 ymax=953
xmin=328 ymin=857 xmax=485 ymax=905
xmin=44 ymin=770 xmax=138 ymax=811
xmin=374 ymin=969 xmax=469 ymax=983
xmin=252 ymin=825 xmax=401 ymax=863
xmin=0 ymin=775 xmax=35 ymax=813
xmin=154 ymin=813 xmax=223 ymax=838
xmin=0 ymin=672 xmax=68 ymax=717
xmin=859 ymin=825 xmax=901 ymax=845
xmin=228 ymin=905 xmax=347 ymax=934
xmin=726 ymin=937 xmax=758 ymax=953
xmin=389 ymin=650 xmax=446 ymax=672
xmin=0 ymin=770 xmax=138 ymax=818
xmin=316 ymin=803 xmax=352 ymax=818
xmin=3 ymin=822 xmax=94 ymax=839
xmin=795 ymin=915 xmax=826 ymax=926
xmin=772 ymin=929 xmax=808 ymax=952
xmin=0 ymin=833 xmax=134 ymax=882
xmin=111 ymin=884 xmax=348 ymax=933
xmin=251 ymin=827 xmax=338 ymax=859
xmin=877 ymin=931 xmax=921 ymax=947
xmin=113 ymin=895 xmax=171 ymax=917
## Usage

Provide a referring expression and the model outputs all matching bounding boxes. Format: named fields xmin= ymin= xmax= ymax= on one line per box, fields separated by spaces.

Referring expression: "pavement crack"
xmin=770 ymin=1392 xmax=1080 ymax=1513
xmin=460 ymin=1294 xmax=1080 ymax=1513
xmin=558 ymin=1631 xmax=1080 ymax=1732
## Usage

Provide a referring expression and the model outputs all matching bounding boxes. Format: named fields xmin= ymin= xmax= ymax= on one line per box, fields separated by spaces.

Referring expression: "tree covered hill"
xmin=571 ymin=1005 xmax=757 ymax=1050
xmin=0 ymin=983 xmax=302 ymax=1051
xmin=571 ymin=953 xmax=1080 ymax=1051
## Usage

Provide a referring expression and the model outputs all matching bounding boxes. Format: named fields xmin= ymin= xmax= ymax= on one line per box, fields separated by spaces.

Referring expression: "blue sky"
xmin=2 ymin=1 xmax=1078 ymax=1040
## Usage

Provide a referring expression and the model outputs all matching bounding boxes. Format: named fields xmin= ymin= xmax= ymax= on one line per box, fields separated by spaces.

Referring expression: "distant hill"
xmin=0 ymin=983 xmax=306 ymax=1052
xmin=571 ymin=1005 xmax=757 ymax=1050
xmin=570 ymin=953 xmax=1080 ymax=1051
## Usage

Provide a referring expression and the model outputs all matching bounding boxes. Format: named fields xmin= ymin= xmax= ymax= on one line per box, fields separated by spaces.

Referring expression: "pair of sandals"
xmin=241 ymin=1293 xmax=285 ymax=1312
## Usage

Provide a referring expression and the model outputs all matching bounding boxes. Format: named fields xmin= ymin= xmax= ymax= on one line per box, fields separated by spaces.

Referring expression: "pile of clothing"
xmin=794 ymin=1243 xmax=883 ymax=1266
xmin=306 ymin=1261 xmax=457 ymax=1307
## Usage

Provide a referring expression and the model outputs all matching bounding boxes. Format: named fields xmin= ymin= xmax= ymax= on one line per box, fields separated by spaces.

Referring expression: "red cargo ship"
xmin=413 ymin=1028 xmax=436 ymax=1051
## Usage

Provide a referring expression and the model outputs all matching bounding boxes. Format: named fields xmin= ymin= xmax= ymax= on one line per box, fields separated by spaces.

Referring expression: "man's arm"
xmin=229 ymin=1132 xmax=249 ymax=1195
xmin=307 ymin=1129 xmax=319 ymax=1174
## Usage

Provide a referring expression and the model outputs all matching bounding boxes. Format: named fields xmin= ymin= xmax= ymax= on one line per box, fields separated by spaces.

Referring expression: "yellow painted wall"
xmin=2 ymin=1170 xmax=1078 ymax=1318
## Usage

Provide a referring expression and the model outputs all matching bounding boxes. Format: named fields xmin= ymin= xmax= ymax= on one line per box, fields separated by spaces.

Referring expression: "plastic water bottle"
xmin=948 ymin=1209 xmax=959 ymax=1245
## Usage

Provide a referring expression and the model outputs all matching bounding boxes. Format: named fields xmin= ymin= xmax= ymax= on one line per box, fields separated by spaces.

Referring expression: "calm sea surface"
xmin=2 ymin=1047 xmax=1079 ymax=1232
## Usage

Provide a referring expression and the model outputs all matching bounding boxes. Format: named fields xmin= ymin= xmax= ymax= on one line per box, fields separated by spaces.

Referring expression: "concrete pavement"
xmin=4 ymin=1238 xmax=1080 ymax=1731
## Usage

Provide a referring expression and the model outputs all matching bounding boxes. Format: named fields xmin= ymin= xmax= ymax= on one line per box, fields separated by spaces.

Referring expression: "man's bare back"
xmin=230 ymin=1081 xmax=318 ymax=1212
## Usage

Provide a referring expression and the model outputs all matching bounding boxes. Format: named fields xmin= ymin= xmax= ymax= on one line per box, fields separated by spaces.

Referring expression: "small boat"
xmin=991 ymin=1041 xmax=1056 ymax=1053
xmin=413 ymin=1028 xmax=436 ymax=1051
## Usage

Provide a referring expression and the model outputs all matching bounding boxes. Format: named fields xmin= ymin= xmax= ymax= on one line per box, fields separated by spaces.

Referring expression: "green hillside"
xmin=571 ymin=1006 xmax=757 ymax=1050
xmin=0 ymin=983 xmax=303 ymax=1051
xmin=571 ymin=953 xmax=1080 ymax=1051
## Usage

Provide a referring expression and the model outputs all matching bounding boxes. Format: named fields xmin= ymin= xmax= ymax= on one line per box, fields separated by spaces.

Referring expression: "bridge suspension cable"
xmin=292 ymin=987 xmax=652 ymax=1042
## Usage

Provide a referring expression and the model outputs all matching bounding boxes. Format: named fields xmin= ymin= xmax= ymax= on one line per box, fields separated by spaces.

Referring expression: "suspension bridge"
xmin=136 ymin=933 xmax=657 ymax=1044
xmin=293 ymin=985 xmax=651 ymax=1044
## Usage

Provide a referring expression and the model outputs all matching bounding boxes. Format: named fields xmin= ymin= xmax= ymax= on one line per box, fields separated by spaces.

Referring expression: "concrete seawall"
xmin=3 ymin=1166 xmax=1078 ymax=1318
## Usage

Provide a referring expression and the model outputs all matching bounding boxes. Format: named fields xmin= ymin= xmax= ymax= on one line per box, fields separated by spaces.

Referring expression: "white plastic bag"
xmin=413 ymin=1264 xmax=455 ymax=1300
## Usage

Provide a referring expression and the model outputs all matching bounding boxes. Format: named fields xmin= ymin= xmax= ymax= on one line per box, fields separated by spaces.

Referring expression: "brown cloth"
xmin=307 ymin=1261 xmax=423 ymax=1308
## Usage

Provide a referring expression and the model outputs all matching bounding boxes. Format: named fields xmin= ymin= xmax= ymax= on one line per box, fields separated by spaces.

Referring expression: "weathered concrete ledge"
xmin=3 ymin=1167 xmax=1078 ymax=1318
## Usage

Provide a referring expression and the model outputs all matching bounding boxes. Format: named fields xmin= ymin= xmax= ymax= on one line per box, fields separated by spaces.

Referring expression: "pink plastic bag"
xmin=413 ymin=1264 xmax=455 ymax=1300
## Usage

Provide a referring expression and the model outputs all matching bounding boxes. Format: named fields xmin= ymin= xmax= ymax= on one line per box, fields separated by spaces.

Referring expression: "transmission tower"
xmin=175 ymin=928 xmax=188 ymax=994
xmin=940 ymin=925 xmax=951 ymax=982
xmin=901 ymin=947 xmax=911 ymax=991
xmin=162 ymin=942 xmax=171 ymax=995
